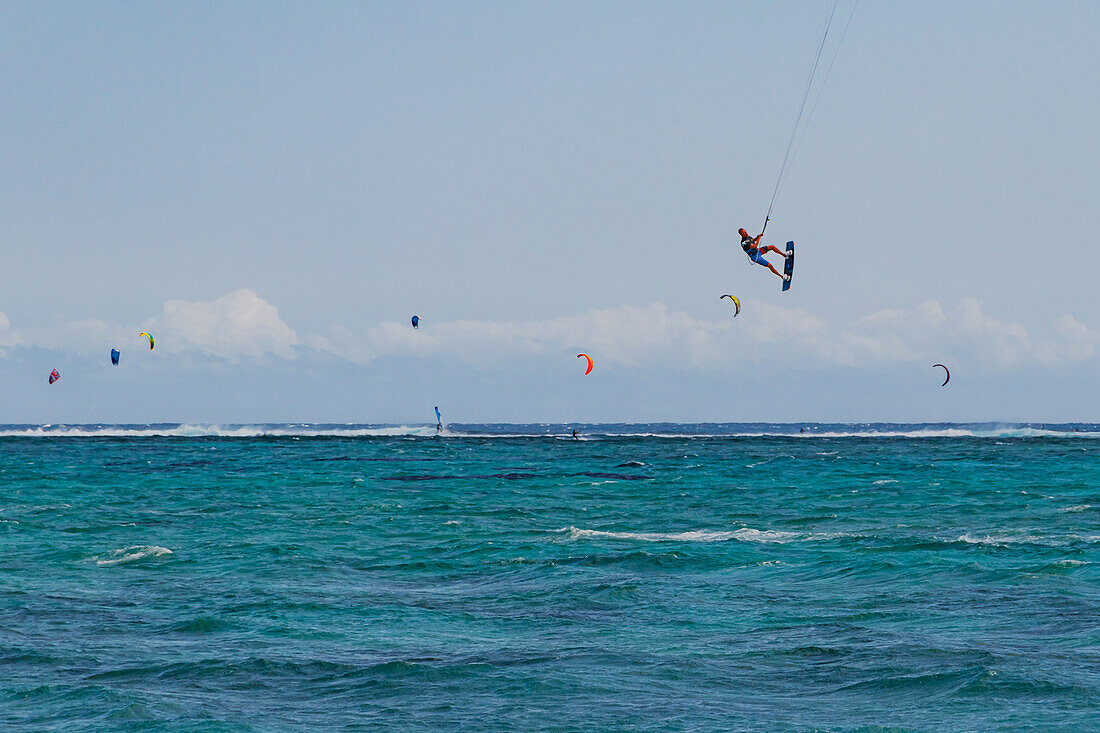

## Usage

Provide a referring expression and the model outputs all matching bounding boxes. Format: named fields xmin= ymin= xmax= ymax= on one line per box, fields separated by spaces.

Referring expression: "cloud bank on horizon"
xmin=2 ymin=289 xmax=1096 ymax=374
xmin=0 ymin=290 xmax=298 ymax=363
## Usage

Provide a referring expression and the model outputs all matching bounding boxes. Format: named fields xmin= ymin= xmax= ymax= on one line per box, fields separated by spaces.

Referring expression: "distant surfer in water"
xmin=572 ymin=429 xmax=578 ymax=440
xmin=739 ymin=228 xmax=791 ymax=283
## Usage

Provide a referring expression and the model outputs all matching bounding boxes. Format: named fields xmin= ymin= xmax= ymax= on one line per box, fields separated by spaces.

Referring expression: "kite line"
xmin=760 ymin=0 xmax=846 ymax=238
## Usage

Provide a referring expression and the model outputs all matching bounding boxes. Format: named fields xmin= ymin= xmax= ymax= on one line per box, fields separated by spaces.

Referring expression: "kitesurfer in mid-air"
xmin=739 ymin=228 xmax=791 ymax=283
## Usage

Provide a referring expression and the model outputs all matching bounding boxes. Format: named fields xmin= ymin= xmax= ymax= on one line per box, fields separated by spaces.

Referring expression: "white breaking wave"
xmin=953 ymin=532 xmax=1100 ymax=547
xmin=0 ymin=424 xmax=441 ymax=438
xmin=783 ymin=428 xmax=1100 ymax=439
xmin=453 ymin=427 xmax=1100 ymax=439
xmin=557 ymin=526 xmax=844 ymax=544
xmin=93 ymin=545 xmax=173 ymax=566
xmin=0 ymin=423 xmax=1097 ymax=439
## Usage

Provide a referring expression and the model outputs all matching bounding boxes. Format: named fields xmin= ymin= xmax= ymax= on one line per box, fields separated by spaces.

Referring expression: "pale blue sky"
xmin=1 ymin=1 xmax=1098 ymax=423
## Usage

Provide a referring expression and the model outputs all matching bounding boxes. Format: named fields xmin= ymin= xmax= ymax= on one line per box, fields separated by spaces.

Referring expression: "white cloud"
xmin=310 ymin=298 xmax=1100 ymax=373
xmin=0 ymin=312 xmax=20 ymax=351
xmin=309 ymin=303 xmax=737 ymax=369
xmin=838 ymin=298 xmax=1032 ymax=368
xmin=1037 ymin=314 xmax=1100 ymax=364
xmin=307 ymin=300 xmax=851 ymax=370
xmin=0 ymin=291 xmax=297 ymax=362
xmin=147 ymin=289 xmax=299 ymax=361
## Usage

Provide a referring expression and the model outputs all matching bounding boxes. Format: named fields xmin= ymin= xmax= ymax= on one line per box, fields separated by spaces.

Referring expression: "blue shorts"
xmin=748 ymin=248 xmax=769 ymax=266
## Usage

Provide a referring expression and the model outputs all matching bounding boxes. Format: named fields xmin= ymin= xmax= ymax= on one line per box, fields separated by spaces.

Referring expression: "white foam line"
xmin=953 ymin=533 xmax=1100 ymax=547
xmin=0 ymin=424 xmax=440 ymax=438
xmin=93 ymin=545 xmax=173 ymax=566
xmin=1 ymin=425 xmax=1097 ymax=439
xmin=557 ymin=526 xmax=844 ymax=544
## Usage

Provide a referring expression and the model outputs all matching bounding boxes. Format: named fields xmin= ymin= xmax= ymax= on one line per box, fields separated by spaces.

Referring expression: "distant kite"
xmin=720 ymin=294 xmax=741 ymax=317
xmin=933 ymin=363 xmax=950 ymax=387
xmin=411 ymin=316 xmax=420 ymax=329
xmin=140 ymin=332 xmax=155 ymax=350
xmin=49 ymin=369 xmax=60 ymax=385
xmin=111 ymin=348 xmax=120 ymax=365
xmin=577 ymin=353 xmax=594 ymax=376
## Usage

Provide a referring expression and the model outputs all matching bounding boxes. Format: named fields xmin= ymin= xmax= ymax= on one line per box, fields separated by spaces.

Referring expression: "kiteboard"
xmin=782 ymin=241 xmax=795 ymax=291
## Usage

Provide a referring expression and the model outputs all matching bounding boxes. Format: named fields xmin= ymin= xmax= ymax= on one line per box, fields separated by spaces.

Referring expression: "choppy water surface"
xmin=1 ymin=425 xmax=1098 ymax=731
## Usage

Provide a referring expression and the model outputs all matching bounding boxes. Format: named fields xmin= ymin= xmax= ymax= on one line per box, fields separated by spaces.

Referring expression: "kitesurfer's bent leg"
xmin=757 ymin=259 xmax=785 ymax=279
xmin=760 ymin=244 xmax=790 ymax=258
xmin=749 ymin=249 xmax=785 ymax=279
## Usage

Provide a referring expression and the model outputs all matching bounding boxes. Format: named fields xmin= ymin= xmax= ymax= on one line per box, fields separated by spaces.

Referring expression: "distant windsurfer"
xmin=739 ymin=228 xmax=791 ymax=283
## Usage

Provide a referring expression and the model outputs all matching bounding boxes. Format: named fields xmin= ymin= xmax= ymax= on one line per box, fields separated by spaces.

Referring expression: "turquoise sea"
xmin=2 ymin=423 xmax=1098 ymax=731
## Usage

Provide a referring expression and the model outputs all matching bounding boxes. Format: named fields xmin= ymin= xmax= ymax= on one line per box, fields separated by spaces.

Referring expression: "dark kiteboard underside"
xmin=782 ymin=241 xmax=795 ymax=291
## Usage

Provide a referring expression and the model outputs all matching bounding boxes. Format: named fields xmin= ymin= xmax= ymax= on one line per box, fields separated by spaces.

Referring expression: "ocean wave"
xmin=1 ymin=423 xmax=1097 ymax=439
xmin=746 ymin=455 xmax=794 ymax=468
xmin=778 ymin=428 xmax=1100 ymax=439
xmin=1031 ymin=559 xmax=1092 ymax=573
xmin=93 ymin=546 xmax=173 ymax=566
xmin=556 ymin=526 xmax=844 ymax=544
xmin=0 ymin=424 xmax=440 ymax=438
xmin=952 ymin=533 xmax=1100 ymax=548
xmin=547 ymin=425 xmax=1100 ymax=439
xmin=0 ymin=503 xmax=72 ymax=512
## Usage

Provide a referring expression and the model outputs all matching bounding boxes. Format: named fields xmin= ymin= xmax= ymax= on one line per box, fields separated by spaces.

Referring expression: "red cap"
xmin=738 ymin=228 xmax=749 ymax=237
